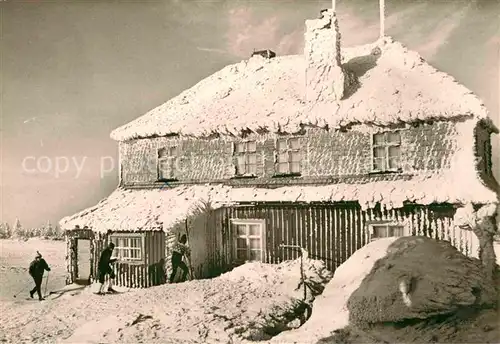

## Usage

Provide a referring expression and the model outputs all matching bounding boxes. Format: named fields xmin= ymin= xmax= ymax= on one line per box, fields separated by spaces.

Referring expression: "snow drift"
xmin=271 ymin=236 xmax=499 ymax=344
xmin=270 ymin=237 xmax=398 ymax=344
xmin=347 ymin=236 xmax=497 ymax=325
xmin=0 ymin=258 xmax=332 ymax=344
xmin=317 ymin=237 xmax=500 ymax=344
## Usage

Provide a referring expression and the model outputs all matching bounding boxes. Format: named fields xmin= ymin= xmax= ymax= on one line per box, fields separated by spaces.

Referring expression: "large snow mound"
xmin=347 ymin=236 xmax=498 ymax=325
xmin=270 ymin=237 xmax=398 ymax=344
xmin=317 ymin=236 xmax=500 ymax=344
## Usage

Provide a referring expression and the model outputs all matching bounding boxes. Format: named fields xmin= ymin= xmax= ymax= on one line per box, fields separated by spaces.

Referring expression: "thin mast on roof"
xmin=379 ymin=0 xmax=385 ymax=38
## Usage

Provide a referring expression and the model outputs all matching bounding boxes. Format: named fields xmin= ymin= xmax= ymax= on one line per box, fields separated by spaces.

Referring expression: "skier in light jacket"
xmin=169 ymin=234 xmax=191 ymax=283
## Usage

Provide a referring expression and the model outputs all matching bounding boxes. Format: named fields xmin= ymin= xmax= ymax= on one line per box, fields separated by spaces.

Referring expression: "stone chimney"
xmin=304 ymin=9 xmax=346 ymax=102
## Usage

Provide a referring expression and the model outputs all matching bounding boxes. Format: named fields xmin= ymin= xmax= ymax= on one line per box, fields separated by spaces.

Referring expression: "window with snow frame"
xmin=371 ymin=131 xmax=402 ymax=173
xmin=233 ymin=141 xmax=258 ymax=177
xmin=109 ymin=233 xmax=145 ymax=263
xmin=231 ymin=219 xmax=266 ymax=263
xmin=274 ymin=137 xmax=302 ymax=176
xmin=368 ymin=222 xmax=405 ymax=241
xmin=158 ymin=145 xmax=180 ymax=181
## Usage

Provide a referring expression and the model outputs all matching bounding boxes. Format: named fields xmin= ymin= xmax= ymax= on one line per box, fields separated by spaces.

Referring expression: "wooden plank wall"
xmin=212 ymin=203 xmax=470 ymax=272
xmin=364 ymin=204 xmax=476 ymax=255
xmin=65 ymin=203 xmax=474 ymax=287
xmin=91 ymin=231 xmax=166 ymax=288
xmin=214 ymin=203 xmax=366 ymax=271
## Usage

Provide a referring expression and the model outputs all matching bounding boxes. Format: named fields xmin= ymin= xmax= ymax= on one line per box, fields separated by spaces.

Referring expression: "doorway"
xmin=76 ymin=239 xmax=91 ymax=284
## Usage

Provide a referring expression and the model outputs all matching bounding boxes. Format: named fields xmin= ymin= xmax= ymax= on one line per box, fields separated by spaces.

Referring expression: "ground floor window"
xmin=231 ymin=219 xmax=266 ymax=262
xmin=109 ymin=234 xmax=143 ymax=261
xmin=369 ymin=223 xmax=405 ymax=240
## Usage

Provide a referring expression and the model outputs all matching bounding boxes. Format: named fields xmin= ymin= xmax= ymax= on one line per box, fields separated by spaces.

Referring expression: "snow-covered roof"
xmin=110 ymin=37 xmax=493 ymax=141
xmin=59 ymin=170 xmax=498 ymax=233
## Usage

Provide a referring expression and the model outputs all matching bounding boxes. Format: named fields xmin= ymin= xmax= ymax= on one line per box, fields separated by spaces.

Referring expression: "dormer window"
xmin=371 ymin=131 xmax=401 ymax=172
xmin=234 ymin=141 xmax=257 ymax=176
xmin=275 ymin=137 xmax=301 ymax=175
xmin=158 ymin=146 xmax=179 ymax=181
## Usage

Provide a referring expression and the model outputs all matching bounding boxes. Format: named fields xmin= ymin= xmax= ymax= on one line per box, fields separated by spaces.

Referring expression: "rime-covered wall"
xmin=475 ymin=123 xmax=493 ymax=177
xmin=119 ymin=121 xmax=461 ymax=187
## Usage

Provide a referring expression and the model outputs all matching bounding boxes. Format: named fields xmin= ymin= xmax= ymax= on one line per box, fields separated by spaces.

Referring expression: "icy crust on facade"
xmin=59 ymin=170 xmax=498 ymax=233
xmin=110 ymin=36 xmax=491 ymax=141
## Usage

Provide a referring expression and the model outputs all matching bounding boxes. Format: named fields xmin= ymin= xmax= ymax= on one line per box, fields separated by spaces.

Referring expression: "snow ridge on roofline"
xmin=110 ymin=37 xmax=493 ymax=142
xmin=59 ymin=168 xmax=498 ymax=233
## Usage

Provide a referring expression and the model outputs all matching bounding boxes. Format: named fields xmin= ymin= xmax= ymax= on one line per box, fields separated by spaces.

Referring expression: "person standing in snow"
xmin=96 ymin=242 xmax=118 ymax=294
xmin=169 ymin=234 xmax=191 ymax=283
xmin=29 ymin=251 xmax=51 ymax=301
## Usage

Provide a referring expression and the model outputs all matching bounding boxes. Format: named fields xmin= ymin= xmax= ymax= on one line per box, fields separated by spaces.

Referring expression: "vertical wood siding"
xmin=66 ymin=203 xmax=477 ymax=287
xmin=67 ymin=230 xmax=165 ymax=288
xmin=210 ymin=203 xmax=474 ymax=273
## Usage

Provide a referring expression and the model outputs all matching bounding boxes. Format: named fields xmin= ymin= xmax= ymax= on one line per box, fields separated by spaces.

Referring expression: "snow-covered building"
xmin=60 ymin=8 xmax=499 ymax=288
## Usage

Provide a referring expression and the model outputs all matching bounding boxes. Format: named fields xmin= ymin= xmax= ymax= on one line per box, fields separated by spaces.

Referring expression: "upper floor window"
xmin=275 ymin=137 xmax=301 ymax=175
xmin=158 ymin=146 xmax=179 ymax=180
xmin=234 ymin=141 xmax=257 ymax=176
xmin=372 ymin=131 xmax=401 ymax=172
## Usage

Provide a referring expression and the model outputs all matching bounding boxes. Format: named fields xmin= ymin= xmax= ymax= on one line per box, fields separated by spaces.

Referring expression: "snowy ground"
xmin=0 ymin=239 xmax=66 ymax=302
xmin=271 ymin=238 xmax=398 ymax=344
xmin=0 ymin=239 xmax=332 ymax=344
xmin=1 ymin=238 xmax=499 ymax=344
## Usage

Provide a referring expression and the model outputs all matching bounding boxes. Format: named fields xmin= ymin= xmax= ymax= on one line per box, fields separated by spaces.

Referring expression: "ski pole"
xmin=13 ymin=284 xmax=29 ymax=298
xmin=185 ymin=219 xmax=195 ymax=280
xmin=44 ymin=271 xmax=50 ymax=297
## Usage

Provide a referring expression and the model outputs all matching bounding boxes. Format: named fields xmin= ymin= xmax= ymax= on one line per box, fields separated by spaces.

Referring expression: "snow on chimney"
xmin=304 ymin=8 xmax=346 ymax=102
xmin=379 ymin=0 xmax=385 ymax=38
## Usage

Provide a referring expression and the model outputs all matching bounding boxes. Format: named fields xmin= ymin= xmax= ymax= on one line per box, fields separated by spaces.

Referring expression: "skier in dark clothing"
xmin=96 ymin=242 xmax=117 ymax=294
xmin=29 ymin=251 xmax=51 ymax=301
xmin=169 ymin=234 xmax=191 ymax=283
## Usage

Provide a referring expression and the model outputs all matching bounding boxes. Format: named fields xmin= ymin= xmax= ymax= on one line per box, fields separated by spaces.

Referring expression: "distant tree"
xmin=43 ymin=220 xmax=54 ymax=238
xmin=5 ymin=223 xmax=12 ymax=238
xmin=0 ymin=223 xmax=9 ymax=238
xmin=27 ymin=228 xmax=36 ymax=238
xmin=53 ymin=224 xmax=63 ymax=240
xmin=13 ymin=218 xmax=24 ymax=238
xmin=32 ymin=226 xmax=42 ymax=237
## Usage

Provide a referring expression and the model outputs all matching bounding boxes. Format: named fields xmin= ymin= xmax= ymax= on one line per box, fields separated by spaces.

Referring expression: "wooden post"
xmin=279 ymin=243 xmax=309 ymax=300
xmin=379 ymin=0 xmax=385 ymax=38
xmin=185 ymin=218 xmax=195 ymax=280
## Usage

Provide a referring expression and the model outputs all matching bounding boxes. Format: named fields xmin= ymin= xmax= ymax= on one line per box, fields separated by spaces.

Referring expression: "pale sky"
xmin=1 ymin=0 xmax=499 ymax=228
